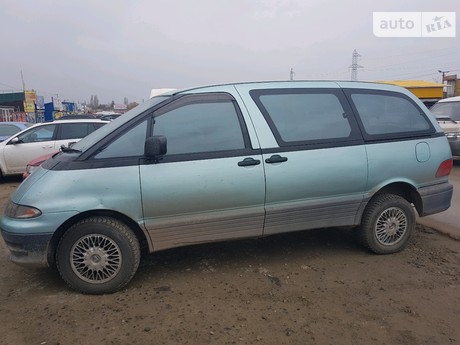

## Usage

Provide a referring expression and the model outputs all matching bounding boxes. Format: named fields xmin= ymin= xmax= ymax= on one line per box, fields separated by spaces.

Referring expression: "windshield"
xmin=71 ymin=96 xmax=170 ymax=152
xmin=430 ymin=101 xmax=460 ymax=121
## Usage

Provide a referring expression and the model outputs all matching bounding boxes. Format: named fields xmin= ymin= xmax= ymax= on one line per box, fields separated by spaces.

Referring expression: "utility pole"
xmin=20 ymin=70 xmax=26 ymax=91
xmin=438 ymin=70 xmax=450 ymax=83
xmin=290 ymin=68 xmax=295 ymax=81
xmin=350 ymin=49 xmax=363 ymax=81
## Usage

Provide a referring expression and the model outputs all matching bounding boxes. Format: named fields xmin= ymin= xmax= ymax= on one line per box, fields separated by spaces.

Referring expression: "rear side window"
xmin=60 ymin=122 xmax=105 ymax=140
xmin=251 ymin=89 xmax=361 ymax=146
xmin=348 ymin=91 xmax=433 ymax=139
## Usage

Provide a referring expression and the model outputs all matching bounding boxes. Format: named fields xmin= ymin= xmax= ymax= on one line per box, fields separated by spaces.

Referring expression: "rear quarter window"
xmin=347 ymin=90 xmax=434 ymax=140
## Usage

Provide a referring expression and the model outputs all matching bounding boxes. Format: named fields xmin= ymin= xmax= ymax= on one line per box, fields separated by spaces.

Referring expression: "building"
xmin=0 ymin=90 xmax=37 ymax=122
xmin=378 ymin=80 xmax=446 ymax=107
xmin=443 ymin=75 xmax=460 ymax=98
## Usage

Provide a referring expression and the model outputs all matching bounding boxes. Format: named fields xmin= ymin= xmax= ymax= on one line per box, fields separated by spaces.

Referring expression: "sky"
xmin=0 ymin=0 xmax=459 ymax=105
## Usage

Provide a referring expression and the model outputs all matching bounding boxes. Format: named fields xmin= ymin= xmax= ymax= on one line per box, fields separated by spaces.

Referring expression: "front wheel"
xmin=56 ymin=217 xmax=140 ymax=294
xmin=359 ymin=194 xmax=415 ymax=254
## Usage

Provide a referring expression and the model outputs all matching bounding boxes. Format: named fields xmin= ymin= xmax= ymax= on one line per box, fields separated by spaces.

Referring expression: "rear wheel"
xmin=359 ymin=194 xmax=415 ymax=254
xmin=56 ymin=216 xmax=140 ymax=294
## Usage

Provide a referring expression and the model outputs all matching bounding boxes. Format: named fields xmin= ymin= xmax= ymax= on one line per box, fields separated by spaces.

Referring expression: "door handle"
xmin=238 ymin=157 xmax=261 ymax=167
xmin=265 ymin=155 xmax=288 ymax=164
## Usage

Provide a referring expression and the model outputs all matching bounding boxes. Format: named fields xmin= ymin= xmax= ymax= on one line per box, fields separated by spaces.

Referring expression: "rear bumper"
xmin=1 ymin=230 xmax=52 ymax=267
xmin=418 ymin=182 xmax=453 ymax=217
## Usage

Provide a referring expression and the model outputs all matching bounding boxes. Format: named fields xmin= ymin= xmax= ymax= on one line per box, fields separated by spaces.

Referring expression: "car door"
xmin=240 ymin=86 xmax=368 ymax=236
xmin=139 ymin=93 xmax=266 ymax=251
xmin=2 ymin=123 xmax=58 ymax=174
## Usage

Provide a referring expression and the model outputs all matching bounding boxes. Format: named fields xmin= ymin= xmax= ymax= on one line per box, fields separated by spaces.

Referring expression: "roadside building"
xmin=442 ymin=75 xmax=460 ymax=98
xmin=0 ymin=90 xmax=37 ymax=122
xmin=378 ymin=80 xmax=446 ymax=107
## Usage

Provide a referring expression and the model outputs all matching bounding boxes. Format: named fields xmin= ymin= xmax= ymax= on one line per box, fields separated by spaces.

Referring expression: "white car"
xmin=430 ymin=96 xmax=460 ymax=156
xmin=0 ymin=119 xmax=108 ymax=177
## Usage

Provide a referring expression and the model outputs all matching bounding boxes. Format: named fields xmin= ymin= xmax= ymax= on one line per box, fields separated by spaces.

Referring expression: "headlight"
xmin=26 ymin=164 xmax=39 ymax=175
xmin=4 ymin=200 xmax=42 ymax=219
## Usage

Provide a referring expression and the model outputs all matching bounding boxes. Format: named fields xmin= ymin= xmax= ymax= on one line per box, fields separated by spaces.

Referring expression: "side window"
xmin=0 ymin=125 xmax=21 ymax=137
xmin=60 ymin=123 xmax=91 ymax=140
xmin=94 ymin=120 xmax=148 ymax=159
xmin=350 ymin=92 xmax=432 ymax=136
xmin=153 ymin=99 xmax=246 ymax=155
xmin=17 ymin=125 xmax=56 ymax=143
xmin=251 ymin=90 xmax=356 ymax=145
xmin=60 ymin=122 xmax=106 ymax=140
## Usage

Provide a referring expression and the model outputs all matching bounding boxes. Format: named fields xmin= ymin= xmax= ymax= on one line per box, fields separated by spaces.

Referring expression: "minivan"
xmin=0 ymin=81 xmax=453 ymax=294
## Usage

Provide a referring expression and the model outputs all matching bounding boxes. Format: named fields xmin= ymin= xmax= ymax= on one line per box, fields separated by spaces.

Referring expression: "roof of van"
xmin=438 ymin=96 xmax=460 ymax=103
xmin=171 ymin=80 xmax=407 ymax=95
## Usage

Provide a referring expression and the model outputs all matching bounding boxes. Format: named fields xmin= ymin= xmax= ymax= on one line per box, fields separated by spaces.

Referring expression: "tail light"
xmin=435 ymin=159 xmax=453 ymax=178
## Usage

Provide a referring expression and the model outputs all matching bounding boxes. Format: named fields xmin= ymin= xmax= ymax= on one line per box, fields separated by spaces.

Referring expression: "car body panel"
xmin=140 ymin=157 xmax=266 ymax=250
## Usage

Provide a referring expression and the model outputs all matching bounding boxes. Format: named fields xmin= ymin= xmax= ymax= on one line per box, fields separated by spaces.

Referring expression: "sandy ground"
xmin=0 ymin=176 xmax=459 ymax=345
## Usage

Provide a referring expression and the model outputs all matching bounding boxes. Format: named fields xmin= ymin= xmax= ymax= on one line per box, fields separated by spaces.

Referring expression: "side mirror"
xmin=9 ymin=137 xmax=20 ymax=144
xmin=145 ymin=135 xmax=167 ymax=159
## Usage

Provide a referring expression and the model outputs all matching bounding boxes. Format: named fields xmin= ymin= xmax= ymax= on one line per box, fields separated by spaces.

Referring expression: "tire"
xmin=56 ymin=216 xmax=140 ymax=294
xmin=359 ymin=194 xmax=415 ymax=254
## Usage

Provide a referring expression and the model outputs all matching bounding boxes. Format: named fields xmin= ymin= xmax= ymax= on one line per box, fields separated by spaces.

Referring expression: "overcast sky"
xmin=1 ymin=0 xmax=459 ymax=104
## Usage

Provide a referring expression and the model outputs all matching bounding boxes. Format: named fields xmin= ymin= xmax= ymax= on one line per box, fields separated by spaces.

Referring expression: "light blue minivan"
xmin=0 ymin=81 xmax=453 ymax=294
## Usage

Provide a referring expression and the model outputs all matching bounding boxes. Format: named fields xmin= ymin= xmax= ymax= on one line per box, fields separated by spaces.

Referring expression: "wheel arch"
xmin=357 ymin=182 xmax=423 ymax=224
xmin=373 ymin=182 xmax=422 ymax=214
xmin=47 ymin=210 xmax=151 ymax=266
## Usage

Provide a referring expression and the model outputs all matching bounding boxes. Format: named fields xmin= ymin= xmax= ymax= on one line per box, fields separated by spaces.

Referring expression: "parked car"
xmin=0 ymin=81 xmax=453 ymax=294
xmin=430 ymin=96 xmax=460 ymax=156
xmin=22 ymin=151 xmax=57 ymax=179
xmin=100 ymin=114 xmax=121 ymax=121
xmin=0 ymin=122 xmax=33 ymax=142
xmin=57 ymin=114 xmax=97 ymax=120
xmin=0 ymin=119 xmax=108 ymax=177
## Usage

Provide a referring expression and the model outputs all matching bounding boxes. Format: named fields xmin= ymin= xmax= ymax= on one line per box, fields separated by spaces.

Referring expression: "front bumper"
xmin=418 ymin=182 xmax=453 ymax=216
xmin=0 ymin=210 xmax=78 ymax=267
xmin=1 ymin=230 xmax=52 ymax=267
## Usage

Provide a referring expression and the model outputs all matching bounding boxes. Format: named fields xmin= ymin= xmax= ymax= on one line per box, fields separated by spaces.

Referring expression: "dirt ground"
xmin=0 ymin=176 xmax=459 ymax=345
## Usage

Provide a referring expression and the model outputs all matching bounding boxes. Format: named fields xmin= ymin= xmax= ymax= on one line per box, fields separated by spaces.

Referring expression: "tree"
xmin=127 ymin=102 xmax=139 ymax=110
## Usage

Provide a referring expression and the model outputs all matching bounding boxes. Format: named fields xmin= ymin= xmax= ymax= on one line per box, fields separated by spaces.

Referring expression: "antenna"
xmin=290 ymin=68 xmax=295 ymax=81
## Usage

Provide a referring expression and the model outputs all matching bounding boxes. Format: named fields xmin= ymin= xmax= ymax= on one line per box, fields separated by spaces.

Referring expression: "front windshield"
xmin=71 ymin=95 xmax=170 ymax=152
xmin=430 ymin=101 xmax=460 ymax=121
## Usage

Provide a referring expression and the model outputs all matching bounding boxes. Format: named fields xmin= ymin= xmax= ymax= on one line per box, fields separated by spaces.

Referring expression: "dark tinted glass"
xmin=94 ymin=120 xmax=148 ymax=159
xmin=351 ymin=93 xmax=430 ymax=135
xmin=153 ymin=101 xmax=245 ymax=155
xmin=258 ymin=93 xmax=351 ymax=142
